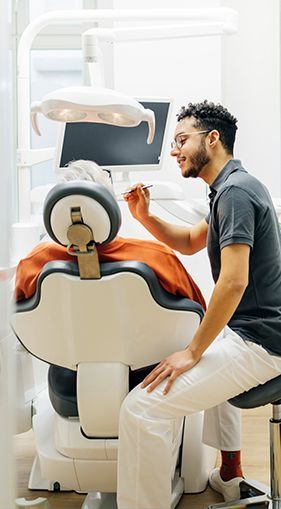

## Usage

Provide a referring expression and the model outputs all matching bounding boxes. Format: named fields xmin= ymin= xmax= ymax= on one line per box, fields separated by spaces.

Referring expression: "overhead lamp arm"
xmin=81 ymin=22 xmax=228 ymax=87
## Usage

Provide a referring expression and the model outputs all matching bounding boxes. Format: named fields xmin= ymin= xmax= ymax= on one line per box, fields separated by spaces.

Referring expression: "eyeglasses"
xmin=171 ymin=130 xmax=210 ymax=150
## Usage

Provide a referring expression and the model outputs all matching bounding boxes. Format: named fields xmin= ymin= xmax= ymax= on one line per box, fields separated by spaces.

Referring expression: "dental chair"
xmin=12 ymin=181 xmax=217 ymax=509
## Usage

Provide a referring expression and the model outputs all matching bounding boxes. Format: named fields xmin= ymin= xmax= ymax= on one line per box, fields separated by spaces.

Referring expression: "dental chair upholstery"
xmin=12 ymin=181 xmax=216 ymax=505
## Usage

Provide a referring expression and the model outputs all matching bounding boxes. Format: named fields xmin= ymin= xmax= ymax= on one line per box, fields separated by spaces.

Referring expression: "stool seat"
xmin=229 ymin=374 xmax=281 ymax=409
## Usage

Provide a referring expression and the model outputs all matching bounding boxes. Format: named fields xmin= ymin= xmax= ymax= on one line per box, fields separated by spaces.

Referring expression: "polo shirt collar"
xmin=209 ymin=159 xmax=243 ymax=194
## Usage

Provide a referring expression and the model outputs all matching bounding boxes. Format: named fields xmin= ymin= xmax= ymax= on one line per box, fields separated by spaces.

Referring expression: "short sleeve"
xmin=216 ymin=186 xmax=255 ymax=249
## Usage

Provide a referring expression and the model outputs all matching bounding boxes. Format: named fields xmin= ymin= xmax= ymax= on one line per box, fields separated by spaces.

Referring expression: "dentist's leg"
xmin=203 ymin=401 xmax=241 ymax=451
xmin=117 ymin=330 xmax=281 ymax=509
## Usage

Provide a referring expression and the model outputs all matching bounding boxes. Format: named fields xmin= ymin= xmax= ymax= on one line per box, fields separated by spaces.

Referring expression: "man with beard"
xmin=117 ymin=100 xmax=281 ymax=509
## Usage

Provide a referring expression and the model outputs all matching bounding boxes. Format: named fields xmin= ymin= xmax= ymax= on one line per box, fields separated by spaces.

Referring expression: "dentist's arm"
xmin=141 ymin=243 xmax=250 ymax=394
xmin=124 ymin=183 xmax=208 ymax=254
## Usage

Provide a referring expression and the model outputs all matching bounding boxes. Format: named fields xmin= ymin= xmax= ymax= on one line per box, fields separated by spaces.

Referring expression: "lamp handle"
xmin=30 ymin=101 xmax=43 ymax=136
xmin=144 ymin=108 xmax=155 ymax=145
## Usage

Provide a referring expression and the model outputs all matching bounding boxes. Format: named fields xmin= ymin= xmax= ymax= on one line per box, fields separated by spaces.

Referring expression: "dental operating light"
xmin=31 ymin=87 xmax=155 ymax=144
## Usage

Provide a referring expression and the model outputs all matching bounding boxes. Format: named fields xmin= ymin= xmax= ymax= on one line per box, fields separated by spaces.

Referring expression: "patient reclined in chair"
xmin=11 ymin=161 xmax=216 ymax=506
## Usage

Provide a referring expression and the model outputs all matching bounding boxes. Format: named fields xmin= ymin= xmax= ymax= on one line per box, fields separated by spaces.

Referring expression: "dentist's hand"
xmin=141 ymin=348 xmax=201 ymax=395
xmin=123 ymin=183 xmax=151 ymax=221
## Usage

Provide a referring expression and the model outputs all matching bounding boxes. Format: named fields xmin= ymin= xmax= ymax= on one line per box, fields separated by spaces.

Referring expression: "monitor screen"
xmin=54 ymin=99 xmax=172 ymax=173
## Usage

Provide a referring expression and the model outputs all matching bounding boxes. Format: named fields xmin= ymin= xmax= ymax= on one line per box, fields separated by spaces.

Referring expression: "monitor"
xmin=54 ymin=99 xmax=172 ymax=173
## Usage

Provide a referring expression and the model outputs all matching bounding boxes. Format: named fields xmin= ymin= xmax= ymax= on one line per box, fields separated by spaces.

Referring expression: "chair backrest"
xmin=12 ymin=259 xmax=203 ymax=370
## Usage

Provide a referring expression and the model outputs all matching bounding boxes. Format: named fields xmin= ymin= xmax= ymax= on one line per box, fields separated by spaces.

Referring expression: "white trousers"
xmin=117 ymin=328 xmax=281 ymax=509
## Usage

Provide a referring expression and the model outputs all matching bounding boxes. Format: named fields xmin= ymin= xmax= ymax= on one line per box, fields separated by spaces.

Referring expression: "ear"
xmin=208 ymin=129 xmax=220 ymax=147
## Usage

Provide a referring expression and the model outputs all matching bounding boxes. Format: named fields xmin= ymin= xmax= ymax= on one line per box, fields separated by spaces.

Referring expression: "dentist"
xmin=118 ymin=100 xmax=281 ymax=509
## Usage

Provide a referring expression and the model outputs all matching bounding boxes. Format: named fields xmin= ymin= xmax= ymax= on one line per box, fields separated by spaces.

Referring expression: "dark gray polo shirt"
xmin=206 ymin=159 xmax=281 ymax=357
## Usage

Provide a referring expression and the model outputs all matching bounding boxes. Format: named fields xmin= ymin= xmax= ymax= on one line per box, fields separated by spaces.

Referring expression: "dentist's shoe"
xmin=208 ymin=468 xmax=244 ymax=502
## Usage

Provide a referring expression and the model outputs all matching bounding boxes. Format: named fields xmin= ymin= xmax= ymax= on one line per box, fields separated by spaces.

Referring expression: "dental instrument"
xmin=122 ymin=184 xmax=153 ymax=195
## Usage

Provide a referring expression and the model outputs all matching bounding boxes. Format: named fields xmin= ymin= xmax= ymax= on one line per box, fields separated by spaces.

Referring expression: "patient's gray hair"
xmin=61 ymin=160 xmax=114 ymax=194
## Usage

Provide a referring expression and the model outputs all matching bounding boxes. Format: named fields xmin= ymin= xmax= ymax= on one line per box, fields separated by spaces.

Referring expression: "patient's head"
xmin=61 ymin=159 xmax=114 ymax=195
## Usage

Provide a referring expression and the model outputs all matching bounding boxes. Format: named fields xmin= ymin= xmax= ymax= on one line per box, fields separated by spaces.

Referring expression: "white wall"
xmin=113 ymin=0 xmax=223 ymax=201
xmin=221 ymin=0 xmax=281 ymax=198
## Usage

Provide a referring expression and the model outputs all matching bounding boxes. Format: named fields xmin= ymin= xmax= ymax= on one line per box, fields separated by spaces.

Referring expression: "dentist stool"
xmin=208 ymin=374 xmax=281 ymax=509
xmin=12 ymin=181 xmax=217 ymax=509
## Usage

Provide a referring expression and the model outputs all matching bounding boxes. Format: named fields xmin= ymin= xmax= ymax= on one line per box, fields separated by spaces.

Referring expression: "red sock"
xmin=220 ymin=451 xmax=244 ymax=481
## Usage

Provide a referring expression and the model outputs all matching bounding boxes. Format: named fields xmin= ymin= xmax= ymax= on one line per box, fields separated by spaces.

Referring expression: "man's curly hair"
xmin=177 ymin=100 xmax=238 ymax=154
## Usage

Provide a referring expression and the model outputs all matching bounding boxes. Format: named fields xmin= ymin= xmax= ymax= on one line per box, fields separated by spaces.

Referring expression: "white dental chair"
xmin=12 ymin=181 xmax=217 ymax=509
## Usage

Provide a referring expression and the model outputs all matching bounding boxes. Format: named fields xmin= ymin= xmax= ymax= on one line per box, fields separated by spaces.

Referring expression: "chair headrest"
xmin=43 ymin=181 xmax=121 ymax=246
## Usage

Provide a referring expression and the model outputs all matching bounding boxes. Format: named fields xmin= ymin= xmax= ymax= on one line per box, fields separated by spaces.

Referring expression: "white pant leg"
xmin=117 ymin=330 xmax=281 ymax=509
xmin=203 ymin=401 xmax=241 ymax=451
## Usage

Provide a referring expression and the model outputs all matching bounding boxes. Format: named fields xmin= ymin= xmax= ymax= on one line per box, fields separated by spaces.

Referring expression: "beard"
xmin=184 ymin=139 xmax=210 ymax=178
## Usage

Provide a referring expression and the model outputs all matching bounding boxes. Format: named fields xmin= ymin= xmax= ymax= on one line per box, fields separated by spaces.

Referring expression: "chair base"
xmin=82 ymin=492 xmax=116 ymax=509
xmin=82 ymin=470 xmax=184 ymax=509
xmin=27 ymin=392 xmax=216 ymax=494
xmin=207 ymin=479 xmax=281 ymax=508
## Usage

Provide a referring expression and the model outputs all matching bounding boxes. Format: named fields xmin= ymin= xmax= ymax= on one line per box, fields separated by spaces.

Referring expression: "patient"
xmin=15 ymin=159 xmax=206 ymax=310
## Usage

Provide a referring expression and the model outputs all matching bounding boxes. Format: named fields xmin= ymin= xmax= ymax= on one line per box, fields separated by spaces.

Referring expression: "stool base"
xmin=207 ymin=498 xmax=281 ymax=509
xmin=207 ymin=479 xmax=281 ymax=509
